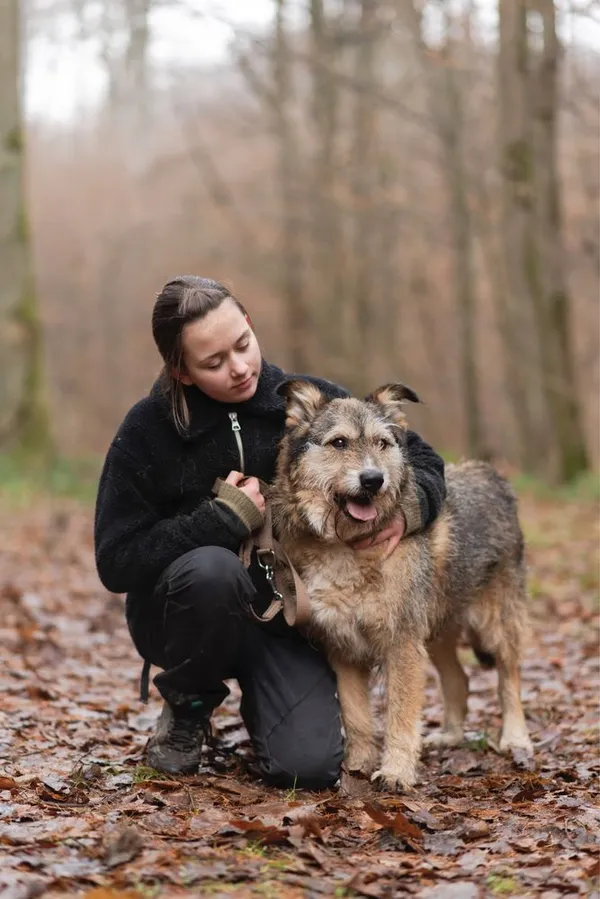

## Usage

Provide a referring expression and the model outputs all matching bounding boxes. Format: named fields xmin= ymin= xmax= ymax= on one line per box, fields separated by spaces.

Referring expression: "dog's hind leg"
xmin=497 ymin=654 xmax=533 ymax=757
xmin=424 ymin=631 xmax=468 ymax=748
xmin=330 ymin=658 xmax=378 ymax=776
xmin=467 ymin=576 xmax=533 ymax=759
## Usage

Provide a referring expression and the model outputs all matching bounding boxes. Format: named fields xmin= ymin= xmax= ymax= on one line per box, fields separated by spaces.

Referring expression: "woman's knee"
xmin=258 ymin=734 xmax=344 ymax=791
xmin=160 ymin=546 xmax=255 ymax=601
xmin=260 ymin=752 xmax=342 ymax=791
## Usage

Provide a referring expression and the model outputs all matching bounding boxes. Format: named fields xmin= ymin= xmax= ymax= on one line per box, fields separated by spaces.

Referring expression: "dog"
xmin=270 ymin=379 xmax=534 ymax=792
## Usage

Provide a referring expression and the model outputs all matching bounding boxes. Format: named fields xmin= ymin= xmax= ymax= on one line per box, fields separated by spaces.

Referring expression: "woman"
xmin=94 ymin=275 xmax=446 ymax=789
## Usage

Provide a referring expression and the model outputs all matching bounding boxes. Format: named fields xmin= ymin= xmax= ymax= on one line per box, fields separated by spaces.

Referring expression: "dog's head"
xmin=274 ymin=380 xmax=421 ymax=543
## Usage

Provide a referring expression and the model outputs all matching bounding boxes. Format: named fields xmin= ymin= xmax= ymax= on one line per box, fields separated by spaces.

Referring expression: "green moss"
xmin=504 ymin=139 xmax=532 ymax=183
xmin=5 ymin=126 xmax=23 ymax=153
xmin=15 ymin=205 xmax=28 ymax=243
xmin=486 ymin=873 xmax=519 ymax=895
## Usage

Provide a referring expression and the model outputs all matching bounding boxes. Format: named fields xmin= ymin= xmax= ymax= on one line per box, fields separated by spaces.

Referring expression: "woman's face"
xmin=178 ymin=298 xmax=262 ymax=403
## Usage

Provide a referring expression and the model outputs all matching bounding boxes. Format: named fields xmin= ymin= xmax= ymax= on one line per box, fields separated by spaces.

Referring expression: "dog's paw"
xmin=423 ymin=728 xmax=464 ymax=749
xmin=371 ymin=764 xmax=417 ymax=794
xmin=345 ymin=744 xmax=379 ymax=777
xmin=500 ymin=731 xmax=535 ymax=769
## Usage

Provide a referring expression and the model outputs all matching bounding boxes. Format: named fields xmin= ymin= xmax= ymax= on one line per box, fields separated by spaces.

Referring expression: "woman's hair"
xmin=152 ymin=275 xmax=248 ymax=433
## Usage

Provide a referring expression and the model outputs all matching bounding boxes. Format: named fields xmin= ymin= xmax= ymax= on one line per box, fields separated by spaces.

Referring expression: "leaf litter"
xmin=0 ymin=490 xmax=598 ymax=897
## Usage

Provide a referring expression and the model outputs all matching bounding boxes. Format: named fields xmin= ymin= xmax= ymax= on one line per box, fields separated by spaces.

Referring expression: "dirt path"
xmin=1 ymin=490 xmax=598 ymax=898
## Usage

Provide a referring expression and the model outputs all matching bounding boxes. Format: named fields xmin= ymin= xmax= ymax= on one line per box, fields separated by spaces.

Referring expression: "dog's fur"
xmin=270 ymin=380 xmax=533 ymax=791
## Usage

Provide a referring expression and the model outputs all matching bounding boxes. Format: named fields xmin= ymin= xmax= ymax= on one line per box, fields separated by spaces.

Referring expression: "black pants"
xmin=127 ymin=547 xmax=343 ymax=790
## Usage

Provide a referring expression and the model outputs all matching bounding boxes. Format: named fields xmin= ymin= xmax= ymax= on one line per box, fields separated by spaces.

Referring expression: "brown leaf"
xmin=102 ymin=825 xmax=143 ymax=869
xmin=0 ymin=777 xmax=19 ymax=791
xmin=290 ymin=813 xmax=323 ymax=840
xmin=363 ymin=802 xmax=423 ymax=842
xmin=512 ymin=782 xmax=546 ymax=803
xmin=419 ymin=883 xmax=479 ymax=899
xmin=344 ymin=872 xmax=387 ymax=899
xmin=585 ymin=857 xmax=600 ymax=880
xmin=298 ymin=840 xmax=331 ymax=871
xmin=82 ymin=891 xmax=141 ymax=899
xmin=136 ymin=778 xmax=181 ymax=791
xmin=228 ymin=818 xmax=289 ymax=844
xmin=458 ymin=818 xmax=491 ymax=841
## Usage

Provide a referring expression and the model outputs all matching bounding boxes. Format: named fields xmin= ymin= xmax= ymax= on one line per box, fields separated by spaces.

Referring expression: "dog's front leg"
xmin=330 ymin=657 xmax=378 ymax=777
xmin=373 ymin=640 xmax=427 ymax=792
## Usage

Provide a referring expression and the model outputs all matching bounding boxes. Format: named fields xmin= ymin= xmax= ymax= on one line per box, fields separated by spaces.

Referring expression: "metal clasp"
xmin=257 ymin=550 xmax=284 ymax=603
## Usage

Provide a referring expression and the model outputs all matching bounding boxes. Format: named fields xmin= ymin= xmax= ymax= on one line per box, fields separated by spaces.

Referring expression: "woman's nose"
xmin=231 ymin=355 xmax=248 ymax=377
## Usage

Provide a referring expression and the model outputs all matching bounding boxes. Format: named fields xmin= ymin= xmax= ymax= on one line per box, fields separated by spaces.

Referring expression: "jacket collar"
xmin=151 ymin=359 xmax=287 ymax=441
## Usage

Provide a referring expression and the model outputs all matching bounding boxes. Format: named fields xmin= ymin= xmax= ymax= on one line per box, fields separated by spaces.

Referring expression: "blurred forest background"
xmin=1 ymin=0 xmax=599 ymax=486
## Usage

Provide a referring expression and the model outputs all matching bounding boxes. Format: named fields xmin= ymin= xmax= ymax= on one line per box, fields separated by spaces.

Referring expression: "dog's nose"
xmin=359 ymin=469 xmax=384 ymax=494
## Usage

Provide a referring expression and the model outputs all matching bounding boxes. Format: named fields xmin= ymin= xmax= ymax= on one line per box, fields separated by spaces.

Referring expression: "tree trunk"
xmin=530 ymin=0 xmax=589 ymax=480
xmin=404 ymin=1 xmax=484 ymax=458
xmin=273 ymin=0 xmax=311 ymax=371
xmin=497 ymin=0 xmax=549 ymax=473
xmin=498 ymin=0 xmax=589 ymax=481
xmin=0 ymin=0 xmax=51 ymax=458
xmin=309 ymin=0 xmax=345 ymax=382
xmin=349 ymin=0 xmax=378 ymax=390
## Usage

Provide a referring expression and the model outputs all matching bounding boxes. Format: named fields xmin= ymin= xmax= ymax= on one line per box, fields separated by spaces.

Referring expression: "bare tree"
xmin=0 ymin=0 xmax=51 ymax=457
xmin=272 ymin=0 xmax=311 ymax=370
xmin=404 ymin=0 xmax=483 ymax=458
xmin=309 ymin=0 xmax=346 ymax=381
xmin=498 ymin=0 xmax=589 ymax=481
xmin=349 ymin=0 xmax=379 ymax=389
xmin=530 ymin=0 xmax=589 ymax=480
xmin=498 ymin=0 xmax=550 ymax=471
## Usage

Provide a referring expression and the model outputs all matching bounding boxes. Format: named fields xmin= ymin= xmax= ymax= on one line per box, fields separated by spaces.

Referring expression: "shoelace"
xmin=169 ymin=716 xmax=207 ymax=753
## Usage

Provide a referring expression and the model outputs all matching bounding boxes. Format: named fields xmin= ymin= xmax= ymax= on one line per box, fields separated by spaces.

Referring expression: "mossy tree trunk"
xmin=498 ymin=0 xmax=588 ymax=482
xmin=497 ymin=0 xmax=548 ymax=474
xmin=530 ymin=0 xmax=589 ymax=481
xmin=0 ymin=0 xmax=52 ymax=460
xmin=309 ymin=0 xmax=347 ymax=385
xmin=405 ymin=0 xmax=484 ymax=460
xmin=273 ymin=0 xmax=311 ymax=372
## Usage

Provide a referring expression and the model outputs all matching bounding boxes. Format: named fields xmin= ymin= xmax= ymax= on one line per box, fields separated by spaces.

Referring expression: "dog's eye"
xmin=329 ymin=437 xmax=348 ymax=450
xmin=379 ymin=438 xmax=391 ymax=450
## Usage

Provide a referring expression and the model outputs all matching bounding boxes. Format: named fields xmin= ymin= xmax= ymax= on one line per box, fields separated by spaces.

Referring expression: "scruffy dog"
xmin=270 ymin=380 xmax=534 ymax=792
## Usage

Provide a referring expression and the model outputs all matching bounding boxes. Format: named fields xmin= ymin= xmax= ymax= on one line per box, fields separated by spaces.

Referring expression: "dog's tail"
xmin=467 ymin=629 xmax=496 ymax=669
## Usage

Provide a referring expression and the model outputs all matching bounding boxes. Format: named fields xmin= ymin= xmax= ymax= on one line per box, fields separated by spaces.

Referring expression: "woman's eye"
xmin=330 ymin=437 xmax=348 ymax=449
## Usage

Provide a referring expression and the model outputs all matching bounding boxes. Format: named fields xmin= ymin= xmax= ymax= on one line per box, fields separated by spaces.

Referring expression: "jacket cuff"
xmin=400 ymin=468 xmax=423 ymax=537
xmin=212 ymin=480 xmax=264 ymax=533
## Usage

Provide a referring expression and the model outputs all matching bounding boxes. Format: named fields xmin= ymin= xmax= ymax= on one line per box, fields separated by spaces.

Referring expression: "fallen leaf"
xmin=0 ymin=778 xmax=18 ymax=791
xmin=459 ymin=818 xmax=491 ymax=840
xmin=102 ymin=826 xmax=143 ymax=869
xmin=82 ymin=891 xmax=141 ymax=899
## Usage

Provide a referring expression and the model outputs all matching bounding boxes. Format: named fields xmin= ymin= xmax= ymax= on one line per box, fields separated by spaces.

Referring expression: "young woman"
xmin=94 ymin=275 xmax=446 ymax=789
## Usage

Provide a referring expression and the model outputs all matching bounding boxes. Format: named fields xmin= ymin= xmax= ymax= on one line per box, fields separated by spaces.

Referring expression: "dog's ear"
xmin=276 ymin=378 xmax=328 ymax=428
xmin=365 ymin=383 xmax=421 ymax=428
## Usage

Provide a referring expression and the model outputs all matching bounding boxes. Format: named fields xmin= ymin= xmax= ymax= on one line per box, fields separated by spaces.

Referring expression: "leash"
xmin=213 ymin=478 xmax=312 ymax=628
xmin=139 ymin=481 xmax=313 ymax=703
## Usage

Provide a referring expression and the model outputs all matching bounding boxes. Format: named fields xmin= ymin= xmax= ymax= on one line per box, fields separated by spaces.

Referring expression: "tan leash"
xmin=213 ymin=478 xmax=312 ymax=628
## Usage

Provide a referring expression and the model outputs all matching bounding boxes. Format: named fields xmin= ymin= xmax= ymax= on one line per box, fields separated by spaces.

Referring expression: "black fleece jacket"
xmin=94 ymin=361 xmax=446 ymax=600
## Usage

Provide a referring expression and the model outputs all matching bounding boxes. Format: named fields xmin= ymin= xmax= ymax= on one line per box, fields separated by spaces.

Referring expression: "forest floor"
xmin=0 ymin=475 xmax=598 ymax=899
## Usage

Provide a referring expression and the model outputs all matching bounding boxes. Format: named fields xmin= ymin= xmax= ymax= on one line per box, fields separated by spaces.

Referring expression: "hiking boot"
xmin=146 ymin=701 xmax=210 ymax=775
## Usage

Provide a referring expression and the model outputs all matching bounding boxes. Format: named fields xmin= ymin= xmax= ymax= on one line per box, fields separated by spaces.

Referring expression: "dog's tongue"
xmin=346 ymin=500 xmax=378 ymax=522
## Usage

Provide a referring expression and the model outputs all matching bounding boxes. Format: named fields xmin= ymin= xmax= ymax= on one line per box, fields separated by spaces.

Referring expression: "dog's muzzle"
xmin=359 ymin=469 xmax=384 ymax=495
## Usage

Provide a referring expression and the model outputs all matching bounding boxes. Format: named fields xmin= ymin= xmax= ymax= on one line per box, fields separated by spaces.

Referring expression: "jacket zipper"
xmin=228 ymin=412 xmax=245 ymax=472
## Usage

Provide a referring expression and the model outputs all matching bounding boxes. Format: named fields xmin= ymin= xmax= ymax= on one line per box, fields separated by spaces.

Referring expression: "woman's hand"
xmin=225 ymin=471 xmax=265 ymax=516
xmin=351 ymin=513 xmax=406 ymax=560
